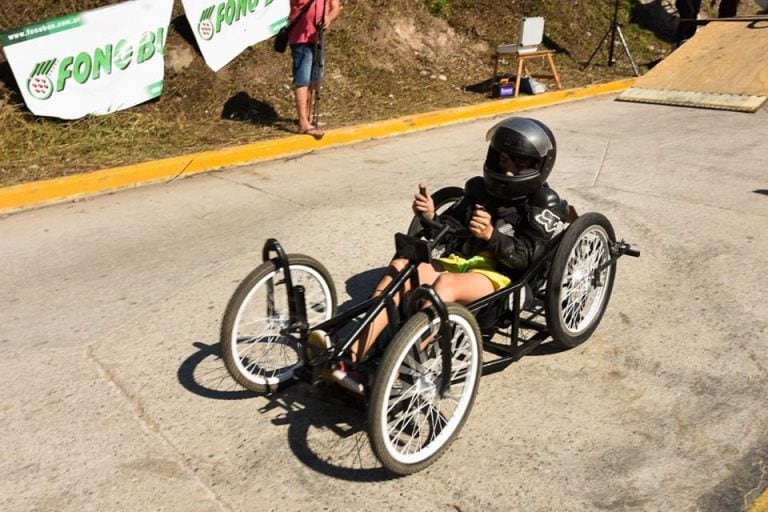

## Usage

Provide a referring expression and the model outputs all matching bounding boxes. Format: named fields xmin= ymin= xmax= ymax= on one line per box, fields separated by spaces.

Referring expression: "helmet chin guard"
xmin=483 ymin=117 xmax=557 ymax=200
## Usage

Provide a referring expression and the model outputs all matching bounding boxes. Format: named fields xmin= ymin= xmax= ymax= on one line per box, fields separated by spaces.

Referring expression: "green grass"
xmin=426 ymin=0 xmax=455 ymax=16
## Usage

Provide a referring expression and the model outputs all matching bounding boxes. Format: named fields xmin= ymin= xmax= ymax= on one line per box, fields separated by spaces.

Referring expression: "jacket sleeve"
xmin=485 ymin=227 xmax=536 ymax=271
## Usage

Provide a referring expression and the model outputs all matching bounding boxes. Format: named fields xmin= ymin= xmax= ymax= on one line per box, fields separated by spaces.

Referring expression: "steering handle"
xmin=418 ymin=212 xmax=472 ymax=239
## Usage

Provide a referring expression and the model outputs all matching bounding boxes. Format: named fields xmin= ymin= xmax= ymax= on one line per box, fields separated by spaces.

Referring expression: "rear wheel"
xmin=220 ymin=255 xmax=337 ymax=392
xmin=545 ymin=213 xmax=616 ymax=348
xmin=368 ymin=303 xmax=482 ymax=475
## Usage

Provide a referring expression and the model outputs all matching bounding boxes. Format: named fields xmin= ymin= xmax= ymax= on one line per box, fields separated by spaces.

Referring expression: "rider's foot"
xmin=306 ymin=329 xmax=332 ymax=367
xmin=330 ymin=360 xmax=366 ymax=396
xmin=307 ymin=329 xmax=332 ymax=350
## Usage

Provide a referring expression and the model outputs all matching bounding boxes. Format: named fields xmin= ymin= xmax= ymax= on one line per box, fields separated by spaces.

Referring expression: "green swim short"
xmin=435 ymin=252 xmax=511 ymax=291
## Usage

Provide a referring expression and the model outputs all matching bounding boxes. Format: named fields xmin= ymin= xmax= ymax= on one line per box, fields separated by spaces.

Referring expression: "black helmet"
xmin=483 ymin=117 xmax=557 ymax=200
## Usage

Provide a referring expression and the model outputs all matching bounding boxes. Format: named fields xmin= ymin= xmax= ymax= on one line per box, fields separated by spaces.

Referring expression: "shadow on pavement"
xmin=177 ymin=341 xmax=257 ymax=400
xmin=264 ymin=384 xmax=400 ymax=482
xmin=177 ymin=339 xmax=400 ymax=482
xmin=176 ymin=266 xmax=570 ymax=481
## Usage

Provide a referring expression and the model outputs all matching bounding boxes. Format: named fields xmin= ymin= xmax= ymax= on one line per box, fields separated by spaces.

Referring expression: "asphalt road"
xmin=1 ymin=95 xmax=767 ymax=512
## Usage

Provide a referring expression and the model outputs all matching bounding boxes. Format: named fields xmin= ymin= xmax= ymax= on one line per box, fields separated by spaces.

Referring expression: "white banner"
xmin=0 ymin=0 xmax=173 ymax=120
xmin=180 ymin=0 xmax=289 ymax=72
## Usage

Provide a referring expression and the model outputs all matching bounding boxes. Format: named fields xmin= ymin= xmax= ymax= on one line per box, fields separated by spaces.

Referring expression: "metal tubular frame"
xmin=262 ymin=218 xmax=639 ymax=384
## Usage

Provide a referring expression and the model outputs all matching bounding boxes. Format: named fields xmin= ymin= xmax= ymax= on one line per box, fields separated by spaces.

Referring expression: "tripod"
xmin=311 ymin=0 xmax=327 ymax=127
xmin=583 ymin=0 xmax=639 ymax=76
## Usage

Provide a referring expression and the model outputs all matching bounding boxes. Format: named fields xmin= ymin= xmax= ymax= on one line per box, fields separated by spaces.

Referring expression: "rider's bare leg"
xmin=351 ymin=261 xmax=495 ymax=361
xmin=350 ymin=259 xmax=442 ymax=361
xmin=431 ymin=271 xmax=496 ymax=302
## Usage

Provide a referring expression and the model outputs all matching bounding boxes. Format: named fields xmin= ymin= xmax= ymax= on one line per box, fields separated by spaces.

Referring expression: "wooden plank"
xmin=635 ymin=22 xmax=768 ymax=95
xmin=619 ymin=87 xmax=766 ymax=112
xmin=617 ymin=21 xmax=768 ymax=111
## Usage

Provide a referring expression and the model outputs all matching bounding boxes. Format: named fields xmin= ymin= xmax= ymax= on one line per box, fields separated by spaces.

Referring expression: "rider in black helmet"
xmin=447 ymin=116 xmax=575 ymax=270
xmin=315 ymin=117 xmax=577 ymax=390
xmin=483 ymin=117 xmax=557 ymax=200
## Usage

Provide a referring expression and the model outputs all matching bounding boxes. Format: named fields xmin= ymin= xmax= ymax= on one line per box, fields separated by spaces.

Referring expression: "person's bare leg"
xmin=412 ymin=272 xmax=495 ymax=352
xmin=365 ymin=271 xmax=496 ymax=357
xmin=351 ymin=259 xmax=443 ymax=361
xmin=294 ymin=85 xmax=312 ymax=132
xmin=431 ymin=272 xmax=496 ymax=303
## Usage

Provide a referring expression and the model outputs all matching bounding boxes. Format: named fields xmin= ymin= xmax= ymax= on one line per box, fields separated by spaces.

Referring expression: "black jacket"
xmin=444 ymin=177 xmax=570 ymax=273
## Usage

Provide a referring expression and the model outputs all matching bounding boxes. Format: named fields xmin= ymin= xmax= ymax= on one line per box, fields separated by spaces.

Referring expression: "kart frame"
xmin=260 ymin=211 xmax=638 ymax=384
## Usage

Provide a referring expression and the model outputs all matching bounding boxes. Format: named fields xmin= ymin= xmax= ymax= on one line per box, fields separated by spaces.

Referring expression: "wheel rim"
xmin=378 ymin=314 xmax=479 ymax=465
xmin=230 ymin=265 xmax=333 ymax=386
xmin=557 ymin=226 xmax=612 ymax=336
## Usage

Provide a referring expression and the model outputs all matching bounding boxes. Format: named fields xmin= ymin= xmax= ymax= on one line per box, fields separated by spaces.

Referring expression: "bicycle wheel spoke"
xmin=399 ymin=352 xmax=428 ymax=378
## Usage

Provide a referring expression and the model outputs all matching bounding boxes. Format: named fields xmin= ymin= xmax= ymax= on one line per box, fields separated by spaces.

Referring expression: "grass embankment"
xmin=0 ymin=0 xmax=694 ymax=188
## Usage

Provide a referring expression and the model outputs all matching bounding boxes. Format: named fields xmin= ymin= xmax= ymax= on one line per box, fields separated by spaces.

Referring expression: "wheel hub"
xmin=416 ymin=374 xmax=436 ymax=392
xmin=571 ymin=266 xmax=593 ymax=299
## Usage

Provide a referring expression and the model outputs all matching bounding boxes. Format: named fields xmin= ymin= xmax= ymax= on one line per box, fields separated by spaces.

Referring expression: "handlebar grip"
xmin=419 ymin=185 xmax=427 ymax=197
xmin=625 ymin=248 xmax=640 ymax=257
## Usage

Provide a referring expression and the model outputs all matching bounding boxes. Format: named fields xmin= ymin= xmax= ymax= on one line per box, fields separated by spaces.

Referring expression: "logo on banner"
xmin=198 ymin=6 xmax=216 ymax=40
xmin=197 ymin=0 xmax=276 ymax=41
xmin=27 ymin=59 xmax=57 ymax=100
xmin=25 ymin=29 xmax=166 ymax=101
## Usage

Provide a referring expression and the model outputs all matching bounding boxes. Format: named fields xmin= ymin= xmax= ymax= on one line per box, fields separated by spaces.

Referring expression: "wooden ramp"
xmin=618 ymin=20 xmax=768 ymax=112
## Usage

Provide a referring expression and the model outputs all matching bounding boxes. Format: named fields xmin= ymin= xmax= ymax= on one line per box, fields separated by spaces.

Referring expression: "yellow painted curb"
xmin=0 ymin=78 xmax=636 ymax=214
xmin=749 ymin=489 xmax=768 ymax=512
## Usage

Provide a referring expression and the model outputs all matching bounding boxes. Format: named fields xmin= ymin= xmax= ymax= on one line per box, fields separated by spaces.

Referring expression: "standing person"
xmin=711 ymin=0 xmax=740 ymax=17
xmin=675 ymin=0 xmax=702 ymax=47
xmin=288 ymin=0 xmax=341 ymax=139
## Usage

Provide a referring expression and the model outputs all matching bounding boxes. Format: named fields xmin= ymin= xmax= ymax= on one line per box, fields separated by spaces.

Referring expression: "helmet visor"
xmin=498 ymin=151 xmax=538 ymax=176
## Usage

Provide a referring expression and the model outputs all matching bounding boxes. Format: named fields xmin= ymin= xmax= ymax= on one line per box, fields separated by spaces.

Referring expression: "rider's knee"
xmin=389 ymin=258 xmax=408 ymax=273
xmin=432 ymin=273 xmax=458 ymax=302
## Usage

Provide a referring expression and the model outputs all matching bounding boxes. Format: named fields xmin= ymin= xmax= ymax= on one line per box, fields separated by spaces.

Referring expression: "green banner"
xmin=2 ymin=0 xmax=173 ymax=119
xmin=0 ymin=14 xmax=83 ymax=46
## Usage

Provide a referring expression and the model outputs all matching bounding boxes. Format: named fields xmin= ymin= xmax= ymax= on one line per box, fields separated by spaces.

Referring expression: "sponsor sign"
xmin=180 ymin=0 xmax=289 ymax=72
xmin=0 ymin=0 xmax=173 ymax=120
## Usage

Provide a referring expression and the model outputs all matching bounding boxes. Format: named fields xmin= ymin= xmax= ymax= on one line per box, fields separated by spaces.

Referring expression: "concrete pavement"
xmin=1 ymin=94 xmax=767 ymax=511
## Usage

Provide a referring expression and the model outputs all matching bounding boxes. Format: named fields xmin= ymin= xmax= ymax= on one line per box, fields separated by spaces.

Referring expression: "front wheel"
xmin=368 ymin=303 xmax=482 ymax=475
xmin=545 ymin=213 xmax=616 ymax=348
xmin=220 ymin=254 xmax=337 ymax=392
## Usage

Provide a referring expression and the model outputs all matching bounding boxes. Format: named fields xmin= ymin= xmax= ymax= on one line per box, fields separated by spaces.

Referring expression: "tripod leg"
xmin=582 ymin=28 xmax=611 ymax=70
xmin=616 ymin=25 xmax=639 ymax=76
xmin=311 ymin=39 xmax=325 ymax=127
